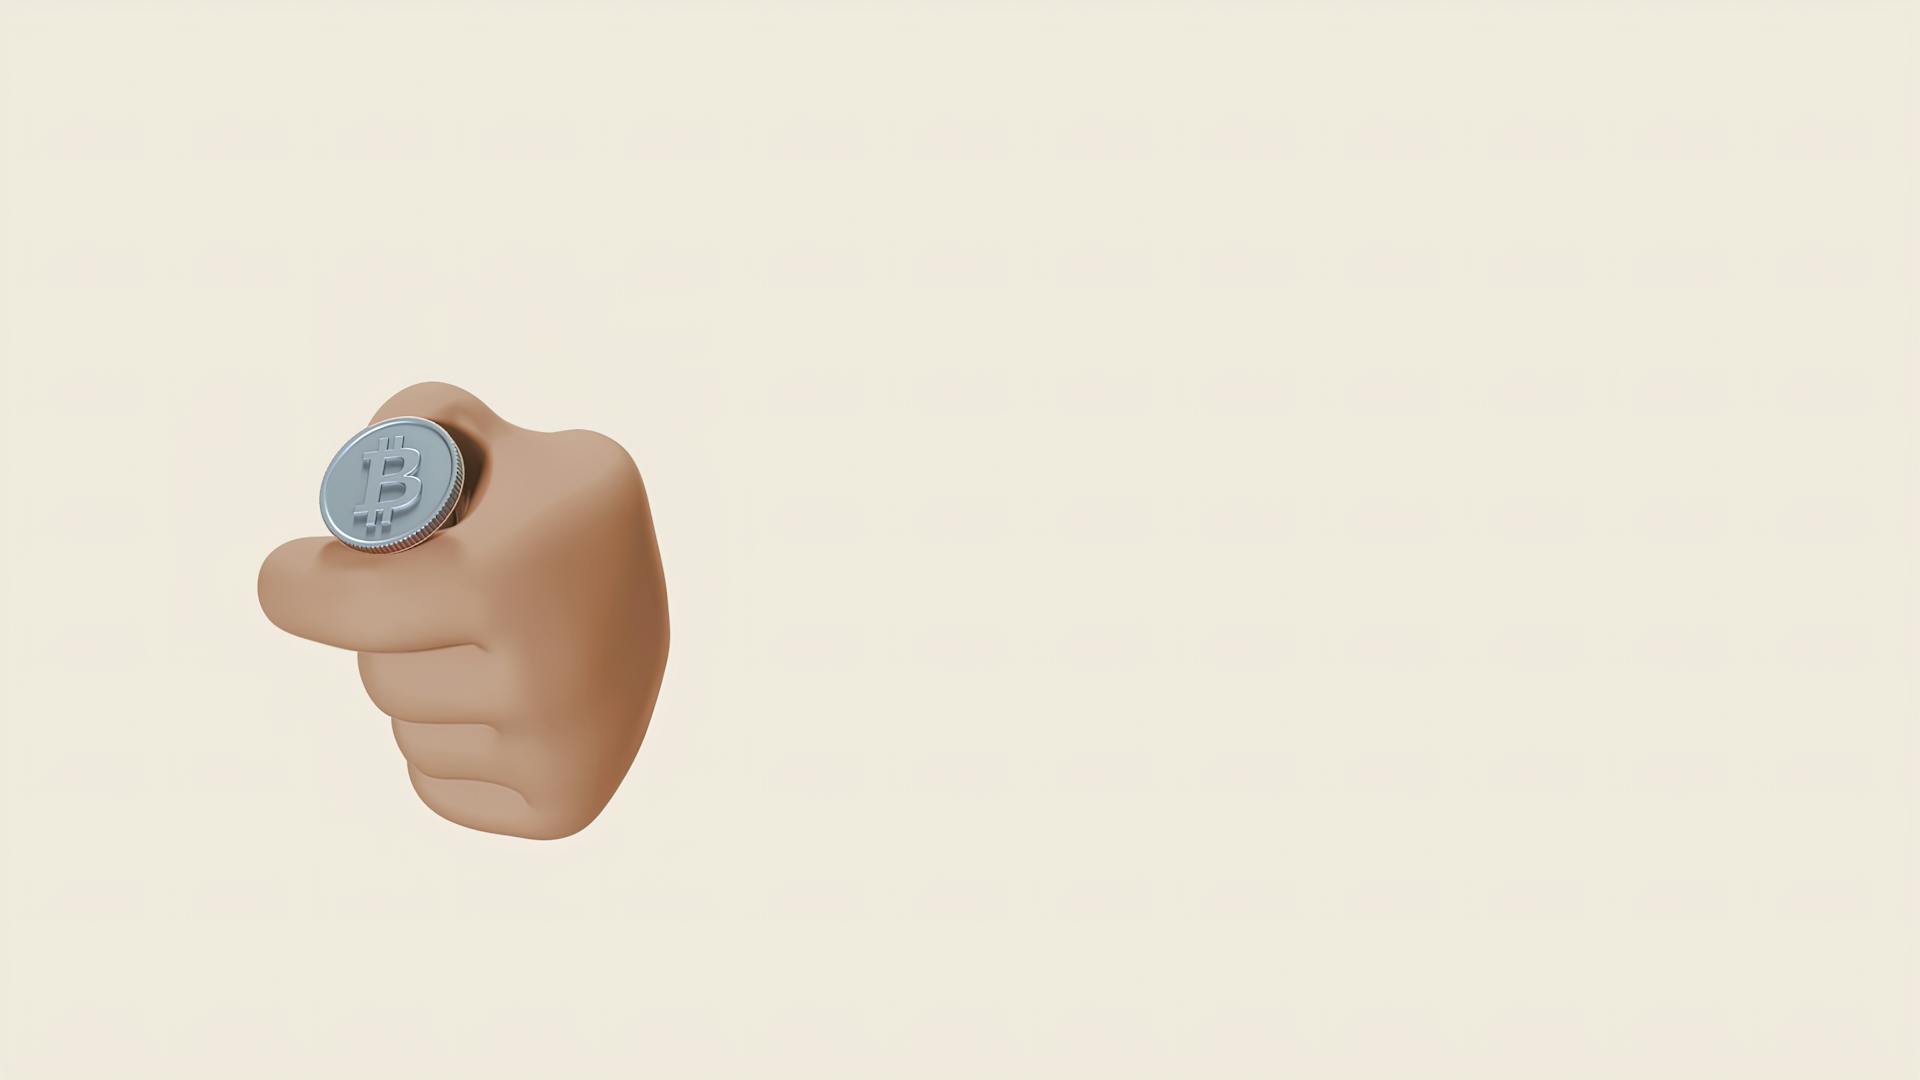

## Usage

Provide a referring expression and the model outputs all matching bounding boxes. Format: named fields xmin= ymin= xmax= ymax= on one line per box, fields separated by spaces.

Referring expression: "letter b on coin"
xmin=320 ymin=417 xmax=465 ymax=554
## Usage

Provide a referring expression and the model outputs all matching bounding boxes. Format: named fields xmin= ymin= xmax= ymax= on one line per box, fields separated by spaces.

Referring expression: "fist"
xmin=259 ymin=383 xmax=670 ymax=839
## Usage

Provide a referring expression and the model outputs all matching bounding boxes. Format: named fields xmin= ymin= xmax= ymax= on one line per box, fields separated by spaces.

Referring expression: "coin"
xmin=319 ymin=416 xmax=466 ymax=553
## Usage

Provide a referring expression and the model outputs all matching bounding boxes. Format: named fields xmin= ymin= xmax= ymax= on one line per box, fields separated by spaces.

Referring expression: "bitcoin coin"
xmin=319 ymin=416 xmax=466 ymax=553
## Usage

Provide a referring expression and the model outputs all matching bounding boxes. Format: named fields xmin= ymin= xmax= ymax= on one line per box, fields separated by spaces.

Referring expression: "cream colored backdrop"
xmin=1 ymin=4 xmax=1913 ymax=1077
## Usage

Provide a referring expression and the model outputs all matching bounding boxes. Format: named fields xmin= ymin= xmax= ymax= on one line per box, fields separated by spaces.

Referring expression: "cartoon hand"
xmin=258 ymin=383 xmax=670 ymax=839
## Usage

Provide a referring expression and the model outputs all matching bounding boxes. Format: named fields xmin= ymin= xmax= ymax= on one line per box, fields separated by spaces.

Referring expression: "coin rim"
xmin=319 ymin=416 xmax=466 ymax=554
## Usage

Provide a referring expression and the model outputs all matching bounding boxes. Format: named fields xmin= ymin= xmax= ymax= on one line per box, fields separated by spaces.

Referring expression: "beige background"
xmin=1 ymin=3 xmax=1914 ymax=1077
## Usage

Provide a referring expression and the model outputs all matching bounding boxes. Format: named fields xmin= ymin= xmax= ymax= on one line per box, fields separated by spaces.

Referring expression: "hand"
xmin=258 ymin=383 xmax=670 ymax=839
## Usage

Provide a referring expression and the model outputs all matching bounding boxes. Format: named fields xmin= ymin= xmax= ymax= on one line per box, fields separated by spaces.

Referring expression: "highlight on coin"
xmin=319 ymin=416 xmax=466 ymax=554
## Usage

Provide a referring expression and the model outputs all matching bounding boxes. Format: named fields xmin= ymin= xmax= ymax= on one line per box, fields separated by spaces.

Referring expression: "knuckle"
xmin=357 ymin=647 xmax=504 ymax=724
xmin=390 ymin=716 xmax=500 ymax=774
xmin=355 ymin=658 xmax=409 ymax=717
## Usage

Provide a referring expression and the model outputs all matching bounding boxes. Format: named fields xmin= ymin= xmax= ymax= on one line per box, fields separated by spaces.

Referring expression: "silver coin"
xmin=319 ymin=416 xmax=465 ymax=553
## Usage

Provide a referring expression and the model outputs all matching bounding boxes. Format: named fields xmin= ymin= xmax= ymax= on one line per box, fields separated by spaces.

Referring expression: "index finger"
xmin=258 ymin=532 xmax=487 ymax=653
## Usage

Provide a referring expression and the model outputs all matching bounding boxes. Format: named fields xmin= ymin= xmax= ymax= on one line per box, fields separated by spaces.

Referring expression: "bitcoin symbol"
xmin=353 ymin=434 xmax=423 ymax=534
xmin=320 ymin=416 xmax=464 ymax=553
